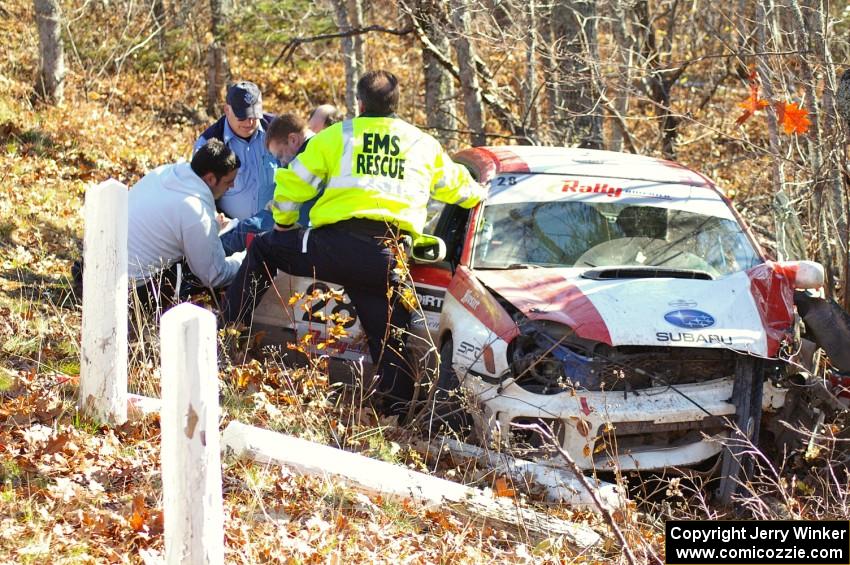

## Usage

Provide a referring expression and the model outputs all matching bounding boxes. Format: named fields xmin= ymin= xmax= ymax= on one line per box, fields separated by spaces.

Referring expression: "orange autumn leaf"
xmin=735 ymin=83 xmax=769 ymax=126
xmin=129 ymin=510 xmax=145 ymax=532
xmin=129 ymin=494 xmax=148 ymax=532
xmin=493 ymin=476 xmax=516 ymax=499
xmin=776 ymin=101 xmax=811 ymax=134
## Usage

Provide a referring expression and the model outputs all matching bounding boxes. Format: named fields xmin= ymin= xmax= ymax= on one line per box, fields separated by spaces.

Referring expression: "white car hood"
xmin=474 ymin=268 xmax=768 ymax=355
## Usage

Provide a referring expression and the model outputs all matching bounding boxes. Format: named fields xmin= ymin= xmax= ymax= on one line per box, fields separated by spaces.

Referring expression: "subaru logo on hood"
xmin=664 ymin=309 xmax=715 ymax=329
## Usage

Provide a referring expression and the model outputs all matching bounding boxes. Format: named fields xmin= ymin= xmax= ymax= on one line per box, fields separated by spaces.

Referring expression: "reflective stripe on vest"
xmin=272 ymin=200 xmax=300 ymax=212
xmin=339 ymin=119 xmax=355 ymax=178
xmin=290 ymin=158 xmax=323 ymax=190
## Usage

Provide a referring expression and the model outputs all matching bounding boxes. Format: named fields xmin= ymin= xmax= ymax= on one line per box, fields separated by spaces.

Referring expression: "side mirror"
xmin=775 ymin=260 xmax=825 ymax=289
xmin=411 ymin=234 xmax=446 ymax=263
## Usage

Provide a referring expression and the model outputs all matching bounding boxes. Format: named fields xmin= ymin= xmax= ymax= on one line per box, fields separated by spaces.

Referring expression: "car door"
xmin=252 ymin=270 xmax=371 ymax=361
xmin=408 ymin=203 xmax=474 ymax=349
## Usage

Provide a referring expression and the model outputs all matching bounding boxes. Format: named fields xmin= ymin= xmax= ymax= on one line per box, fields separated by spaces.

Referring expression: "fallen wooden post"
xmin=127 ymin=393 xmax=161 ymax=418
xmin=79 ymin=179 xmax=128 ymax=424
xmin=222 ymin=421 xmax=601 ymax=547
xmin=424 ymin=437 xmax=624 ymax=512
xmin=160 ymin=304 xmax=224 ymax=564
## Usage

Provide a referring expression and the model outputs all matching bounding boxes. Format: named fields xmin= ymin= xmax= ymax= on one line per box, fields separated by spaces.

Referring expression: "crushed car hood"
xmin=474 ymin=268 xmax=771 ymax=356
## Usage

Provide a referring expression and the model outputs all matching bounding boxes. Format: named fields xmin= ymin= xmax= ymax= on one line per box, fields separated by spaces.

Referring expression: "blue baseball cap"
xmin=226 ymin=81 xmax=262 ymax=119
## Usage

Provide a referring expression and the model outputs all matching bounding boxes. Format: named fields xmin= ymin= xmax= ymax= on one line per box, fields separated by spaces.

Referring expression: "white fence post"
xmin=79 ymin=179 xmax=128 ymax=424
xmin=160 ymin=304 xmax=224 ymax=565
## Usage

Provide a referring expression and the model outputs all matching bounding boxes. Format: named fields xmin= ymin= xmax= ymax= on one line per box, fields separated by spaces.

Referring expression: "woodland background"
xmin=0 ymin=0 xmax=849 ymax=562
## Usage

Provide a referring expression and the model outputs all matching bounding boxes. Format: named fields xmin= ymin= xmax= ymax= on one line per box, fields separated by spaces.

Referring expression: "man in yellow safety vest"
xmin=224 ymin=70 xmax=485 ymax=414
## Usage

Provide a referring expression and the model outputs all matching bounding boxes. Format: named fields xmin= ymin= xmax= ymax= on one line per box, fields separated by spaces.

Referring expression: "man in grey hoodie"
xmin=127 ymin=139 xmax=244 ymax=294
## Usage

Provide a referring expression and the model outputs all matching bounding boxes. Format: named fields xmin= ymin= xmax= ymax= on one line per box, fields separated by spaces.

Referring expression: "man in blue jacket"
xmin=194 ymin=81 xmax=280 ymax=254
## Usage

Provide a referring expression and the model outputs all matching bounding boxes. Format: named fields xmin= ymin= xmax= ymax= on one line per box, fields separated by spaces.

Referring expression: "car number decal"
xmin=300 ymin=281 xmax=358 ymax=329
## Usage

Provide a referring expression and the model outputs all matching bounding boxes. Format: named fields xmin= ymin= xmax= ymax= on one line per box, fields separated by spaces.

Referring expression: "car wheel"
xmin=430 ymin=339 xmax=471 ymax=436
xmin=716 ymin=356 xmax=763 ymax=504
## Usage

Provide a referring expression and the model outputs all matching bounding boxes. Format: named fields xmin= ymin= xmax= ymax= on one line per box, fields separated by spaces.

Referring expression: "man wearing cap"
xmin=194 ymin=81 xmax=280 ymax=254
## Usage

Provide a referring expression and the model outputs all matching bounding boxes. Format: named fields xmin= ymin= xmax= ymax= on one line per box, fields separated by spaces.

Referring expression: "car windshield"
xmin=471 ymin=200 xmax=761 ymax=276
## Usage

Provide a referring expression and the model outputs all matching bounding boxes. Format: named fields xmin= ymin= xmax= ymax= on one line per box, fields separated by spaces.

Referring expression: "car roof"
xmin=453 ymin=146 xmax=715 ymax=188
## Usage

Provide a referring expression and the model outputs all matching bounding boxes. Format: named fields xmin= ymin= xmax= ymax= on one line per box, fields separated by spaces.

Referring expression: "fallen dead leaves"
xmin=0 ymin=360 xmax=618 ymax=563
xmin=0 ymin=390 xmax=165 ymax=562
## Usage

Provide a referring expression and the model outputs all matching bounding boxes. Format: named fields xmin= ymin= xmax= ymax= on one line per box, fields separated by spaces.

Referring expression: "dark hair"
xmin=191 ymin=138 xmax=240 ymax=180
xmin=356 ymin=70 xmax=399 ymax=115
xmin=266 ymin=113 xmax=307 ymax=146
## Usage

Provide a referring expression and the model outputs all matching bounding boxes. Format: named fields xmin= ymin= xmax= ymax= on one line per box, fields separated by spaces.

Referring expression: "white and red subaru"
xmin=253 ymin=146 xmax=823 ymax=490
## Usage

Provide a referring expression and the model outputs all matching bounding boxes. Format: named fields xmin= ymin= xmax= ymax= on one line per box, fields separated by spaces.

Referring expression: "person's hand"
xmin=216 ymin=212 xmax=231 ymax=231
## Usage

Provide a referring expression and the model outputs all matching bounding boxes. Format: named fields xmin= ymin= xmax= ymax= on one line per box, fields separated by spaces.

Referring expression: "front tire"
xmin=716 ymin=356 xmax=763 ymax=504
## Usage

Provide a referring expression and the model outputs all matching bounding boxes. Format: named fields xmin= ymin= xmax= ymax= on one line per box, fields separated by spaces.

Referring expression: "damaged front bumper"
xmin=465 ymin=376 xmax=788 ymax=471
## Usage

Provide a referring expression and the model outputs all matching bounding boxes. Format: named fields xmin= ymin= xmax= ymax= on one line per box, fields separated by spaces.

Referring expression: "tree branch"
xmin=399 ymin=0 xmax=524 ymax=139
xmin=273 ymin=24 xmax=413 ymax=66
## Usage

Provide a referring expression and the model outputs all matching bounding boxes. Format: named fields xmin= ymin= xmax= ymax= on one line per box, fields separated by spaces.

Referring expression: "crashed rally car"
xmin=253 ymin=146 xmax=825 ymax=495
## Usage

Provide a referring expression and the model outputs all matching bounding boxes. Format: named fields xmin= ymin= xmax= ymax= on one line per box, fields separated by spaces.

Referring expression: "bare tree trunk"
xmin=349 ymin=0 xmax=365 ymax=75
xmin=788 ymin=0 xmax=836 ymax=295
xmin=34 ymin=0 xmax=65 ymax=104
xmin=153 ymin=0 xmax=166 ymax=51
xmin=634 ymin=0 xmax=681 ymax=158
xmin=608 ymin=0 xmax=633 ymax=152
xmin=519 ymin=0 xmax=537 ymax=144
xmin=415 ymin=0 xmax=457 ymax=148
xmin=206 ymin=0 xmax=230 ymax=117
xmin=551 ymin=0 xmax=602 ymax=148
xmin=756 ymin=0 xmax=807 ymax=262
xmin=450 ymin=0 xmax=486 ymax=146
xmin=813 ymin=0 xmax=849 ymax=306
xmin=331 ymin=0 xmax=360 ymax=116
xmin=539 ymin=3 xmax=560 ymax=144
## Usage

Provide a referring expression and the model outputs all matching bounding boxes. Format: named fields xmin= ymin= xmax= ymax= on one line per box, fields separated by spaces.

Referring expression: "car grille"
xmin=593 ymin=346 xmax=738 ymax=390
xmin=513 ymin=345 xmax=739 ymax=393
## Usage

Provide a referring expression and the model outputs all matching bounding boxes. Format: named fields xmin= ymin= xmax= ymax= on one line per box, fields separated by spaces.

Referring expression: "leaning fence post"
xmin=79 ymin=179 xmax=128 ymax=424
xmin=160 ymin=304 xmax=224 ymax=565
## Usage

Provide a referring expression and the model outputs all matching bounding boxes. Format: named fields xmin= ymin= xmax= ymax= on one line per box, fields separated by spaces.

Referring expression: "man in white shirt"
xmin=72 ymin=139 xmax=244 ymax=311
xmin=127 ymin=139 xmax=244 ymax=302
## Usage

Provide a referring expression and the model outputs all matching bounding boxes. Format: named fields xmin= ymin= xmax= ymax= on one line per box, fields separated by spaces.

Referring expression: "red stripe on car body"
xmin=473 ymin=270 xmax=613 ymax=345
xmin=448 ymin=266 xmax=519 ymax=341
xmin=410 ymin=265 xmax=452 ymax=288
xmin=747 ymin=261 xmax=795 ymax=357
xmin=479 ymin=147 xmax=532 ymax=175
xmin=453 ymin=146 xmax=531 ymax=183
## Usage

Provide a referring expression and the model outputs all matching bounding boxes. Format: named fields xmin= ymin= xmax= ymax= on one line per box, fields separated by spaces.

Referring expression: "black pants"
xmin=223 ymin=221 xmax=414 ymax=407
